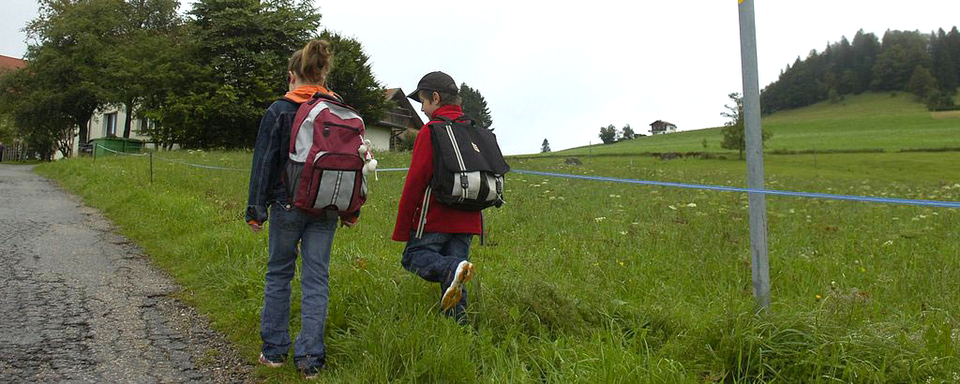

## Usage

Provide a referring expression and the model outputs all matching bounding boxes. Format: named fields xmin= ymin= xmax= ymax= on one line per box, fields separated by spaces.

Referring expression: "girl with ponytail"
xmin=245 ymin=38 xmax=349 ymax=379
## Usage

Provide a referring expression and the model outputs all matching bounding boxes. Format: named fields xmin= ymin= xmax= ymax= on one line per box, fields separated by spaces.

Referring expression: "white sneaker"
xmin=441 ymin=261 xmax=474 ymax=311
xmin=259 ymin=353 xmax=284 ymax=368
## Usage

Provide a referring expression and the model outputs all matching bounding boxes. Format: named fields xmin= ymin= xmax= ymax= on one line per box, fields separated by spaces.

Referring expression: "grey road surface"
xmin=0 ymin=164 xmax=251 ymax=383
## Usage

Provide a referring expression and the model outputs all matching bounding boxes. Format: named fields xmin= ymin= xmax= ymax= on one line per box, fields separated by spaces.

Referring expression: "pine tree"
xmin=460 ymin=83 xmax=493 ymax=131
xmin=948 ymin=27 xmax=960 ymax=91
xmin=321 ymin=30 xmax=389 ymax=125
xmin=720 ymin=93 xmax=771 ymax=159
xmin=851 ymin=30 xmax=881 ymax=93
xmin=541 ymin=138 xmax=551 ymax=153
xmin=930 ymin=29 xmax=958 ymax=94
xmin=872 ymin=30 xmax=930 ymax=91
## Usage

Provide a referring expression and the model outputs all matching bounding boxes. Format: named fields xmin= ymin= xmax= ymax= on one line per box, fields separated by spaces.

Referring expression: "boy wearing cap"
xmin=393 ymin=71 xmax=480 ymax=321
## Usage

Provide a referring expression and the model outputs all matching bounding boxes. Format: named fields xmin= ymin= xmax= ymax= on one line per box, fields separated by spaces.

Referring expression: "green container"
xmin=91 ymin=137 xmax=144 ymax=157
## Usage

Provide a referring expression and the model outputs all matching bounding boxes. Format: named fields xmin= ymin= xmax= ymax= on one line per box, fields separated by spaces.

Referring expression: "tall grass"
xmin=36 ymin=150 xmax=960 ymax=382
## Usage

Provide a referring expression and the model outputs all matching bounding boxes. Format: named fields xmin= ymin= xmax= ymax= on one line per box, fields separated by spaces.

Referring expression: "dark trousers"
xmin=401 ymin=232 xmax=473 ymax=315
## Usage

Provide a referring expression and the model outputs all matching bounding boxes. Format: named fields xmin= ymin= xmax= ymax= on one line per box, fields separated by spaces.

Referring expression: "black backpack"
xmin=428 ymin=115 xmax=510 ymax=211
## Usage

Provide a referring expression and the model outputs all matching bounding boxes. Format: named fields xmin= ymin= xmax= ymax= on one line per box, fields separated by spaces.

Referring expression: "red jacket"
xmin=392 ymin=105 xmax=483 ymax=241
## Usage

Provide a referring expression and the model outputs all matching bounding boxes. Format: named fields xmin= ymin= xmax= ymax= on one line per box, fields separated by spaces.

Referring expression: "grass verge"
xmin=36 ymin=150 xmax=960 ymax=382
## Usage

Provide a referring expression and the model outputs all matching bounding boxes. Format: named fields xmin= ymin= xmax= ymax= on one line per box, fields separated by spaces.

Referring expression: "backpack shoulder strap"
xmin=429 ymin=115 xmax=475 ymax=126
xmin=455 ymin=114 xmax=476 ymax=126
xmin=311 ymin=92 xmax=345 ymax=104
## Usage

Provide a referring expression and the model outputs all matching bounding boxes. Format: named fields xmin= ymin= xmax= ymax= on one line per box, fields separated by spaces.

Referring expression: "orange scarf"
xmin=284 ymin=85 xmax=335 ymax=104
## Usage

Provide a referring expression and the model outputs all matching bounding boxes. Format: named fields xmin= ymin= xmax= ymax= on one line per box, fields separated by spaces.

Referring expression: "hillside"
xmin=554 ymin=92 xmax=960 ymax=157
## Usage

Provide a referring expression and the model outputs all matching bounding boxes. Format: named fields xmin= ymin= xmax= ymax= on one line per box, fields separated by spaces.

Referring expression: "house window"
xmin=138 ymin=118 xmax=149 ymax=134
xmin=104 ymin=113 xmax=118 ymax=137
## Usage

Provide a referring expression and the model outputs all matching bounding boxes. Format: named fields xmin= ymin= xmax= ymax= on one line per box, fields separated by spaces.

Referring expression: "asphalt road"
xmin=0 ymin=164 xmax=250 ymax=383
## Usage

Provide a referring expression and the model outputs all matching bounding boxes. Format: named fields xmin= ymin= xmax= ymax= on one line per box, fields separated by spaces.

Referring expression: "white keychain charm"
xmin=358 ymin=137 xmax=378 ymax=180
xmin=366 ymin=158 xmax=379 ymax=180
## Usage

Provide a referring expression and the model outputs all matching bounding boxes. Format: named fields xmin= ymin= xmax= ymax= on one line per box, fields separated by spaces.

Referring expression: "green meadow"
xmin=558 ymin=92 xmax=960 ymax=156
xmin=33 ymin=93 xmax=960 ymax=382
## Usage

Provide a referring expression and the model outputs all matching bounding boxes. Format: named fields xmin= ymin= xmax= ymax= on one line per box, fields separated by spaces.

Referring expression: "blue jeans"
xmin=261 ymin=203 xmax=337 ymax=369
xmin=401 ymin=232 xmax=473 ymax=316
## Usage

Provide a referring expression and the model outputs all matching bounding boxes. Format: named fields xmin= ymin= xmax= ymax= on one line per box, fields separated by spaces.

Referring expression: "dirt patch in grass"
xmin=930 ymin=110 xmax=960 ymax=119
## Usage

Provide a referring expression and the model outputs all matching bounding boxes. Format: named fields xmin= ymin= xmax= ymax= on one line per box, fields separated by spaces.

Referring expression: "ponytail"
xmin=294 ymin=39 xmax=332 ymax=85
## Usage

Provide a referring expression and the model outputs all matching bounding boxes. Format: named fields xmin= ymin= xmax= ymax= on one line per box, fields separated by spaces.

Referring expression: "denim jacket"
xmin=245 ymin=99 xmax=300 ymax=223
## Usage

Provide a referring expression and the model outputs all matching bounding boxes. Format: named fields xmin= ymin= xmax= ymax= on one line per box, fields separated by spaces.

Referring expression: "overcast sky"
xmin=3 ymin=1 xmax=959 ymax=154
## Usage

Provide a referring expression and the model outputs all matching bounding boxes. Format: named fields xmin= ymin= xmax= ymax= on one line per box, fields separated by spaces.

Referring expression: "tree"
xmin=925 ymin=89 xmax=957 ymax=110
xmin=598 ymin=124 xmax=618 ymax=144
xmin=930 ymin=29 xmax=958 ymax=94
xmin=541 ymin=138 xmax=551 ymax=153
xmin=720 ymin=92 xmax=771 ymax=159
xmin=907 ymin=65 xmax=939 ymax=100
xmin=828 ymin=88 xmax=842 ymax=104
xmin=135 ymin=23 xmax=199 ymax=149
xmin=851 ymin=30 xmax=881 ymax=93
xmin=460 ymin=83 xmax=493 ymax=131
xmin=620 ymin=124 xmax=635 ymax=140
xmin=321 ymin=30 xmax=389 ymax=126
xmin=103 ymin=0 xmax=182 ymax=138
xmin=948 ymin=28 xmax=960 ymax=90
xmin=871 ymin=30 xmax=930 ymax=91
xmin=396 ymin=130 xmax=415 ymax=151
xmin=840 ymin=69 xmax=858 ymax=95
xmin=0 ymin=68 xmax=76 ymax=160
xmin=178 ymin=0 xmax=321 ymax=148
xmin=20 ymin=0 xmax=127 ymax=149
xmin=0 ymin=114 xmax=14 ymax=145
xmin=870 ymin=44 xmax=911 ymax=91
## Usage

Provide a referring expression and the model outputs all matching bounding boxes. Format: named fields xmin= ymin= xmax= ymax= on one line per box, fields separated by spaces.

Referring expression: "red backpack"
xmin=286 ymin=93 xmax=367 ymax=217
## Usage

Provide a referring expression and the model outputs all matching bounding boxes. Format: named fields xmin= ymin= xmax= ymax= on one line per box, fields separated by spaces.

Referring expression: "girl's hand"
xmin=248 ymin=220 xmax=263 ymax=233
xmin=342 ymin=215 xmax=359 ymax=228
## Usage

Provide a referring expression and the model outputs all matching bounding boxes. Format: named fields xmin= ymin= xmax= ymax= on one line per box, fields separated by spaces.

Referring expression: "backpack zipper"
xmin=323 ymin=122 xmax=360 ymax=131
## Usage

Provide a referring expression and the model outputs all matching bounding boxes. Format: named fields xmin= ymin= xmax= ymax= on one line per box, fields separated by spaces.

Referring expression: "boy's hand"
xmin=342 ymin=215 xmax=359 ymax=228
xmin=248 ymin=220 xmax=263 ymax=233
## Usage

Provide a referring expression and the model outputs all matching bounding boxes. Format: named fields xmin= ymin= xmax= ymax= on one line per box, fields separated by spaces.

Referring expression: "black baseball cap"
xmin=407 ymin=71 xmax=459 ymax=103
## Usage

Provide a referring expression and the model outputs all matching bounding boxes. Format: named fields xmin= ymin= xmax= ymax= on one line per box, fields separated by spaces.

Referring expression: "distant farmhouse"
xmin=71 ymin=86 xmax=424 ymax=156
xmin=0 ymin=54 xmax=25 ymax=71
xmin=649 ymin=120 xmax=677 ymax=135
xmin=0 ymin=55 xmax=27 ymax=161
xmin=370 ymin=88 xmax=424 ymax=151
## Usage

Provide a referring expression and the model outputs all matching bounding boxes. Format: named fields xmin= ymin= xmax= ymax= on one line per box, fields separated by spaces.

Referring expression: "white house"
xmin=649 ymin=120 xmax=678 ymax=135
xmin=369 ymin=88 xmax=424 ymax=151
xmin=69 ymin=87 xmax=424 ymax=156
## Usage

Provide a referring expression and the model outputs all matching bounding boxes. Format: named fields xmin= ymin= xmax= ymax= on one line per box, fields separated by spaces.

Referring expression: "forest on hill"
xmin=761 ymin=27 xmax=960 ymax=113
